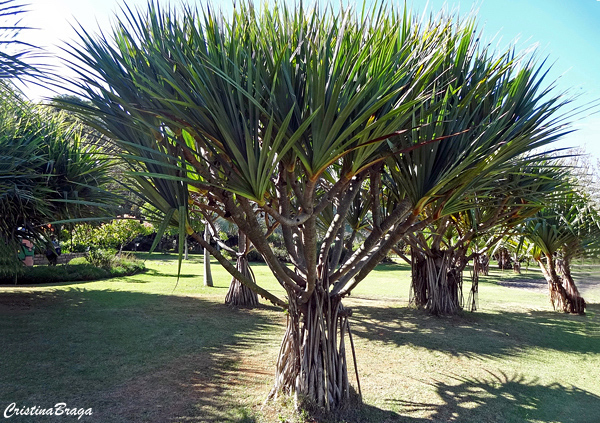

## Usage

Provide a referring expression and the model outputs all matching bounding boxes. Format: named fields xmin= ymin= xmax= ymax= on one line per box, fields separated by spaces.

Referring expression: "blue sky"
xmin=18 ymin=0 xmax=600 ymax=159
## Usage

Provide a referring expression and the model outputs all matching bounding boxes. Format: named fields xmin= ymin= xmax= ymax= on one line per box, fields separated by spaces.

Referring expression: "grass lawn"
xmin=1 ymin=254 xmax=599 ymax=422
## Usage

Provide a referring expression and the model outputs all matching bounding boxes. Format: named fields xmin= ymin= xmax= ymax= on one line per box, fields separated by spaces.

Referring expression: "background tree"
xmin=0 ymin=85 xmax=115 ymax=276
xmin=377 ymin=21 xmax=573 ymax=315
xmin=224 ymin=230 xmax=259 ymax=307
xmin=407 ymin=164 xmax=565 ymax=314
xmin=520 ymin=190 xmax=600 ymax=314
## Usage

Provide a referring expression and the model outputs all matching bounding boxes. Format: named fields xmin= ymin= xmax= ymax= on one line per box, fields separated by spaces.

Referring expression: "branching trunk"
xmin=410 ymin=249 xmax=464 ymax=315
xmin=537 ymin=254 xmax=586 ymax=314
xmin=270 ymin=281 xmax=353 ymax=410
xmin=225 ymin=232 xmax=259 ymax=307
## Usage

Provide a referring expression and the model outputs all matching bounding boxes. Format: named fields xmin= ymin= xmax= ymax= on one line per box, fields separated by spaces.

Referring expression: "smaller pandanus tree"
xmin=521 ymin=191 xmax=600 ymax=314
xmin=375 ymin=17 xmax=574 ymax=315
xmin=0 ymin=85 xmax=115 ymax=277
xmin=224 ymin=230 xmax=259 ymax=307
xmin=379 ymin=47 xmax=573 ymax=315
xmin=406 ymin=165 xmax=566 ymax=314
xmin=199 ymin=213 xmax=260 ymax=307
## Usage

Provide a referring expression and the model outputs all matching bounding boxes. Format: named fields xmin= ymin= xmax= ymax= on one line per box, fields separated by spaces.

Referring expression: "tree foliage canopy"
xmin=62 ymin=1 xmax=570 ymax=304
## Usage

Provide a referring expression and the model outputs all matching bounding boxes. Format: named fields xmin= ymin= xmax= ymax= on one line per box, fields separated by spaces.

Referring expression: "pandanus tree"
xmin=60 ymin=1 xmax=571 ymax=410
xmin=380 ymin=35 xmax=572 ymax=314
xmin=0 ymin=87 xmax=48 ymax=275
xmin=1 ymin=2 xmax=112 ymax=274
xmin=521 ymin=190 xmax=600 ymax=314
xmin=407 ymin=165 xmax=566 ymax=314
xmin=198 ymin=211 xmax=259 ymax=307
xmin=1 ymin=1 xmax=37 ymax=273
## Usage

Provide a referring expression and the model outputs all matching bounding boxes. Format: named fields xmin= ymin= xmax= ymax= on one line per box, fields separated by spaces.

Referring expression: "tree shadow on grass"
xmin=349 ymin=303 xmax=599 ymax=359
xmin=376 ymin=371 xmax=600 ymax=423
xmin=306 ymin=371 xmax=600 ymax=423
xmin=0 ymin=288 xmax=282 ymax=422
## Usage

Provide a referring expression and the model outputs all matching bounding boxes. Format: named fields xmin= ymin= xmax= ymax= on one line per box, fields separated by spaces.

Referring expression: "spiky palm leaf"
xmin=0 ymin=0 xmax=41 ymax=81
xmin=385 ymin=27 xmax=571 ymax=218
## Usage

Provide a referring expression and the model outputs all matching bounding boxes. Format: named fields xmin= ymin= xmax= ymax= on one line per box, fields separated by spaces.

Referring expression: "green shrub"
xmin=245 ymin=246 xmax=290 ymax=263
xmin=0 ymin=258 xmax=145 ymax=284
xmin=246 ymin=249 xmax=264 ymax=263
xmin=109 ymin=253 xmax=144 ymax=275
xmin=85 ymin=248 xmax=117 ymax=270
xmin=1 ymin=264 xmax=107 ymax=284
xmin=68 ymin=220 xmax=155 ymax=253
xmin=67 ymin=257 xmax=88 ymax=265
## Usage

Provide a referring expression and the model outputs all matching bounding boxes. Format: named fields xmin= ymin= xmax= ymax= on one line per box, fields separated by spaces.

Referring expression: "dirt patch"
xmin=97 ymin=353 xmax=209 ymax=422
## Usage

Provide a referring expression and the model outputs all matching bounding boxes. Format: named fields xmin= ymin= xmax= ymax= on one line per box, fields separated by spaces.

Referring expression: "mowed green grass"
xmin=0 ymin=254 xmax=599 ymax=422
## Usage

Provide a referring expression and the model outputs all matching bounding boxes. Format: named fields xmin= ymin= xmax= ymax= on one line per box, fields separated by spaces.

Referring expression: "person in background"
xmin=18 ymin=239 xmax=35 ymax=267
xmin=45 ymin=238 xmax=61 ymax=266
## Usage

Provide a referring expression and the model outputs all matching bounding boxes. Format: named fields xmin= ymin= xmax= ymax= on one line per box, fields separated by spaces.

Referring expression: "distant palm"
xmin=0 ymin=85 xmax=116 ymax=276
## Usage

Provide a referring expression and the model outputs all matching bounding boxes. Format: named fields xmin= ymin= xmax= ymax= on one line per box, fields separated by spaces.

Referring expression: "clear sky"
xmin=15 ymin=0 xmax=600 ymax=159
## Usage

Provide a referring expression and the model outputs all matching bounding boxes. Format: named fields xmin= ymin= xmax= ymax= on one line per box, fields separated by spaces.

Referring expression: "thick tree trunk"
xmin=538 ymin=255 xmax=586 ymax=314
xmin=477 ymin=254 xmax=489 ymax=276
xmin=558 ymin=260 xmax=586 ymax=314
xmin=225 ymin=232 xmax=259 ymax=307
xmin=513 ymin=254 xmax=521 ymax=274
xmin=409 ymin=248 xmax=428 ymax=308
xmin=410 ymin=250 xmax=464 ymax=315
xmin=270 ymin=285 xmax=352 ymax=410
xmin=497 ymin=247 xmax=512 ymax=270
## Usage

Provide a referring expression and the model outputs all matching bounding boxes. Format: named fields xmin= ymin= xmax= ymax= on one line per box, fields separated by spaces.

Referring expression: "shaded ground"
xmin=1 ymin=259 xmax=599 ymax=422
xmin=0 ymin=288 xmax=281 ymax=423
